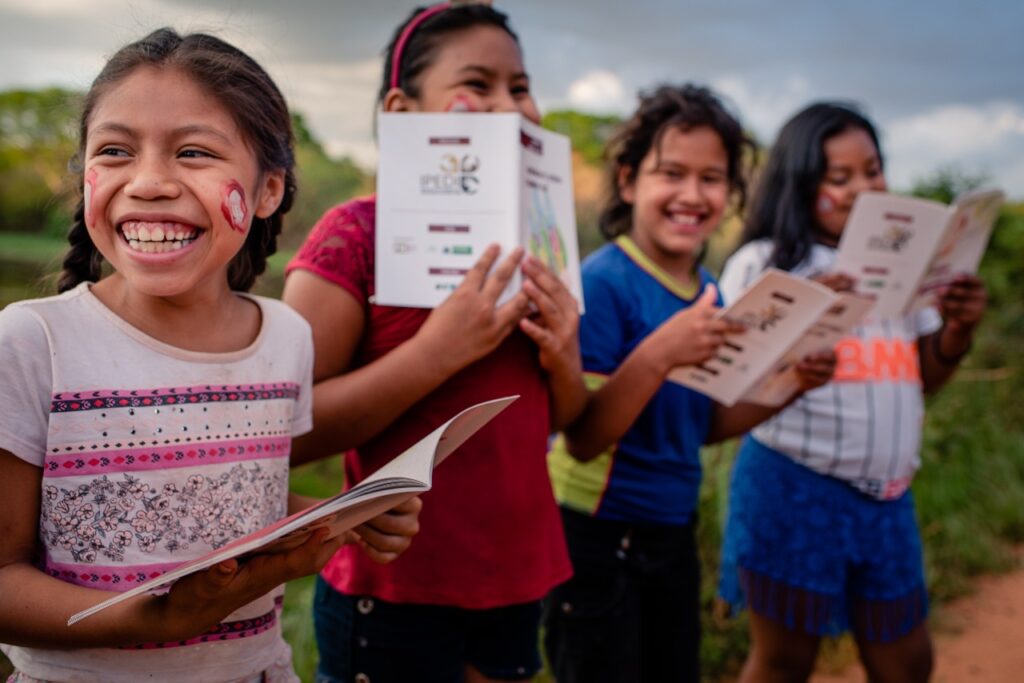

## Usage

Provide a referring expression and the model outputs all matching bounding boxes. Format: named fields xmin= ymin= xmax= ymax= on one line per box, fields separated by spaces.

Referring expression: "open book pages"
xmin=833 ymin=190 xmax=1003 ymax=318
xmin=67 ymin=395 xmax=519 ymax=626
xmin=375 ymin=111 xmax=582 ymax=310
xmin=668 ymin=270 xmax=857 ymax=407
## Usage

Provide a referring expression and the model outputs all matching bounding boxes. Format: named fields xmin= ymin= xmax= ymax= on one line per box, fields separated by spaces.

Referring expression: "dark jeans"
xmin=543 ymin=507 xmax=701 ymax=683
xmin=313 ymin=577 xmax=543 ymax=683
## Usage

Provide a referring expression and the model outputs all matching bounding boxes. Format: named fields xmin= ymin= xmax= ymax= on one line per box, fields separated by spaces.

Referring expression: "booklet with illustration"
xmin=67 ymin=395 xmax=518 ymax=626
xmin=669 ymin=270 xmax=871 ymax=407
xmin=375 ymin=111 xmax=583 ymax=310
xmin=832 ymin=189 xmax=1004 ymax=318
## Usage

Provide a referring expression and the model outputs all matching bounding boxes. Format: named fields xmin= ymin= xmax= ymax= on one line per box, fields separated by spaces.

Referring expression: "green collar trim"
xmin=614 ymin=235 xmax=700 ymax=301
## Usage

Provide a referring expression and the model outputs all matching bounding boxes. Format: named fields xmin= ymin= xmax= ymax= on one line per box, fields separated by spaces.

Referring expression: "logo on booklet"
xmin=421 ymin=154 xmax=481 ymax=195
xmin=733 ymin=304 xmax=786 ymax=332
xmin=868 ymin=224 xmax=913 ymax=252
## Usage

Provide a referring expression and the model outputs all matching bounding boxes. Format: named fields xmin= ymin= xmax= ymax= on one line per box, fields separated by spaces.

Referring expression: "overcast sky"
xmin=2 ymin=0 xmax=1022 ymax=196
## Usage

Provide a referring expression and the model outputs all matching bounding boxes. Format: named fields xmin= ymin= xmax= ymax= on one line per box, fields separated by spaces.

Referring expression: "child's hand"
xmin=811 ymin=272 xmax=856 ymax=293
xmin=794 ymin=349 xmax=837 ymax=393
xmin=159 ymin=527 xmax=343 ymax=641
xmin=346 ymin=496 xmax=423 ymax=564
xmin=650 ymin=285 xmax=744 ymax=370
xmin=937 ymin=274 xmax=987 ymax=335
xmin=415 ymin=245 xmax=530 ymax=373
xmin=519 ymin=256 xmax=582 ymax=378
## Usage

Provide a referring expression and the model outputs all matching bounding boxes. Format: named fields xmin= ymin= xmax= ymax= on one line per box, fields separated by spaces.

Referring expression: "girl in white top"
xmin=0 ymin=28 xmax=418 ymax=683
xmin=717 ymin=102 xmax=987 ymax=683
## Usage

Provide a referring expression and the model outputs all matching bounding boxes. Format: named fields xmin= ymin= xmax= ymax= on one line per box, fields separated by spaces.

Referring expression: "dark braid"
xmin=58 ymin=27 xmax=296 ymax=293
xmin=57 ymin=200 xmax=102 ymax=293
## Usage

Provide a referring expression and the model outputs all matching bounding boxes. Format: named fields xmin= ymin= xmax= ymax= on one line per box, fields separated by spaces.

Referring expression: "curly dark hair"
xmin=599 ymin=83 xmax=757 ymax=240
xmin=59 ymin=27 xmax=296 ymax=293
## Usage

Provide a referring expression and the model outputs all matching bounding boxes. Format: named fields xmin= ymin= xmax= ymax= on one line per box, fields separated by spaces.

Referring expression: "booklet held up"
xmin=833 ymin=189 xmax=1004 ymax=318
xmin=669 ymin=270 xmax=871 ymax=407
xmin=375 ymin=112 xmax=583 ymax=310
xmin=67 ymin=395 xmax=518 ymax=626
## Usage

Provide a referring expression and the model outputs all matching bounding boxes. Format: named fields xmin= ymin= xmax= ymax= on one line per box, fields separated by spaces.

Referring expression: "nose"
xmin=676 ymin=174 xmax=703 ymax=204
xmin=123 ymin=155 xmax=180 ymax=200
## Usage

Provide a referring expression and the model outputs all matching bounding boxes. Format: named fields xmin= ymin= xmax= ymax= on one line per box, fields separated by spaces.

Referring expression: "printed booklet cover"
xmin=375 ymin=112 xmax=583 ymax=310
xmin=833 ymin=189 xmax=1004 ymax=318
xmin=67 ymin=395 xmax=518 ymax=625
xmin=669 ymin=270 xmax=870 ymax=407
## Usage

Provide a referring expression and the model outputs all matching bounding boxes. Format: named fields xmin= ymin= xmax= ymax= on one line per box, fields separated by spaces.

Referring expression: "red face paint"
xmin=220 ymin=180 xmax=248 ymax=233
xmin=84 ymin=168 xmax=98 ymax=227
xmin=446 ymin=95 xmax=478 ymax=113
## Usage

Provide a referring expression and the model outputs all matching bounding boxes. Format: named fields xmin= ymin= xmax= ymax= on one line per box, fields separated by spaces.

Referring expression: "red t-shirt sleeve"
xmin=285 ymin=197 xmax=376 ymax=304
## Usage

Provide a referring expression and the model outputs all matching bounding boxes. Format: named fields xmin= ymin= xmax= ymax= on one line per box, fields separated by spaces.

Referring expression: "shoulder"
xmin=316 ymin=196 xmax=376 ymax=239
xmin=581 ymin=243 xmax=634 ymax=300
xmin=248 ymin=296 xmax=313 ymax=342
xmin=0 ymin=285 xmax=91 ymax=342
xmin=721 ymin=239 xmax=773 ymax=275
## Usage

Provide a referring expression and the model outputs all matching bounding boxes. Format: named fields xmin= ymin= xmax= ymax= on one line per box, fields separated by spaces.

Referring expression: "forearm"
xmin=547 ymin=363 xmax=587 ymax=433
xmin=0 ymin=561 xmax=172 ymax=648
xmin=291 ymin=336 xmax=456 ymax=466
xmin=563 ymin=339 xmax=667 ymax=461
xmin=707 ymin=401 xmax=788 ymax=444
xmin=919 ymin=325 xmax=973 ymax=393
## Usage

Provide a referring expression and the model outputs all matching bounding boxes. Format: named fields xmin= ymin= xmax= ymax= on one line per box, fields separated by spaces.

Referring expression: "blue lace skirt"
xmin=718 ymin=437 xmax=928 ymax=642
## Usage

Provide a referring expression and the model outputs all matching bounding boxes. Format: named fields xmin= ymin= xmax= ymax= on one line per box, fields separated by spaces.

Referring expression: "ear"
xmin=617 ymin=165 xmax=637 ymax=205
xmin=254 ymin=169 xmax=286 ymax=219
xmin=383 ymin=87 xmax=417 ymax=113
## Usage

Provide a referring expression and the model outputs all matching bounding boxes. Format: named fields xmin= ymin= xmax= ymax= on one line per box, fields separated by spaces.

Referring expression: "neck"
xmin=627 ymin=232 xmax=698 ymax=286
xmin=90 ymin=274 xmax=261 ymax=353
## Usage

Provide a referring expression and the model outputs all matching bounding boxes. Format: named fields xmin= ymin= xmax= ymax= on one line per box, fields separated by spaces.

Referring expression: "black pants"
xmin=543 ymin=507 xmax=701 ymax=683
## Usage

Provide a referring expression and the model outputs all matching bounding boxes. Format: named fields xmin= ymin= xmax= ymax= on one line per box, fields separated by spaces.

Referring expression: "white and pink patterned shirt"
xmin=0 ymin=282 xmax=313 ymax=683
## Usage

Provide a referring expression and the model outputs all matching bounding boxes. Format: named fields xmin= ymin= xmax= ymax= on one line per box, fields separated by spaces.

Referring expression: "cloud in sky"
xmin=0 ymin=0 xmax=1022 ymax=195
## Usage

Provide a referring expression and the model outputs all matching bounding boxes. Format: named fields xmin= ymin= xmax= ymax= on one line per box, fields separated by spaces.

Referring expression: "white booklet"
xmin=833 ymin=189 xmax=1004 ymax=318
xmin=668 ymin=270 xmax=870 ymax=406
xmin=375 ymin=112 xmax=583 ymax=310
xmin=67 ymin=395 xmax=518 ymax=626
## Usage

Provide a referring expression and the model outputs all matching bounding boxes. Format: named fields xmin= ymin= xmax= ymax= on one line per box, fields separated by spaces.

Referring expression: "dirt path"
xmin=812 ymin=554 xmax=1024 ymax=683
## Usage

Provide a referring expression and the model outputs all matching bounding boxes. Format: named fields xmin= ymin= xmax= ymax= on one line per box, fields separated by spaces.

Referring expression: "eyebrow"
xmin=456 ymin=64 xmax=529 ymax=81
xmin=89 ymin=122 xmax=232 ymax=144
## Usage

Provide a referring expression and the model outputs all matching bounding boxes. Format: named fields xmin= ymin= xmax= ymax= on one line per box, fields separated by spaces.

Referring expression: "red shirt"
xmin=286 ymin=197 xmax=571 ymax=608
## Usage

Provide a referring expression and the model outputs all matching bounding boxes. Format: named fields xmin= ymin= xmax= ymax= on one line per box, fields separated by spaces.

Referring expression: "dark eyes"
xmin=179 ymin=148 xmax=215 ymax=159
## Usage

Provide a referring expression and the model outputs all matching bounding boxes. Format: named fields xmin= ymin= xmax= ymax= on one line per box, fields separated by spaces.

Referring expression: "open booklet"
xmin=375 ymin=111 xmax=583 ymax=310
xmin=668 ymin=270 xmax=873 ymax=407
xmin=67 ymin=395 xmax=518 ymax=626
xmin=833 ymin=189 xmax=1004 ymax=318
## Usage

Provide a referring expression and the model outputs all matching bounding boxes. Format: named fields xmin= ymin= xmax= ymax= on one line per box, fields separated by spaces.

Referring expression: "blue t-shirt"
xmin=548 ymin=236 xmax=718 ymax=525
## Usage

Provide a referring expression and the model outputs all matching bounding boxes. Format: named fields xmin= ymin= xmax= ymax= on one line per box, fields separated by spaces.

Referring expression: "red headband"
xmin=390 ymin=3 xmax=450 ymax=90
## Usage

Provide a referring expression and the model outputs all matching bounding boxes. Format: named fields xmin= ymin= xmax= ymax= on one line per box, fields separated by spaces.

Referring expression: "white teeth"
xmin=137 ymin=225 xmax=152 ymax=241
xmin=151 ymin=225 xmax=165 ymax=242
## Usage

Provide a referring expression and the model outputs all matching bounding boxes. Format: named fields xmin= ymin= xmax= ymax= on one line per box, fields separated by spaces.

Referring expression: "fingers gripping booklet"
xmin=668 ymin=270 xmax=873 ymax=407
xmin=67 ymin=395 xmax=519 ymax=626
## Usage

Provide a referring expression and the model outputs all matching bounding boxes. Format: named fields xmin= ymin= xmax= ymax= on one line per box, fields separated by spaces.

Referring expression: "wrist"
xmin=933 ymin=324 xmax=973 ymax=366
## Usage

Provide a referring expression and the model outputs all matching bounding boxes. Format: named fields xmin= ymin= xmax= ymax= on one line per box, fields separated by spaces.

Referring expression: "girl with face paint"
xmin=717 ymin=102 xmax=988 ymax=683
xmin=283 ymin=4 xmax=586 ymax=683
xmin=0 ymin=28 xmax=419 ymax=683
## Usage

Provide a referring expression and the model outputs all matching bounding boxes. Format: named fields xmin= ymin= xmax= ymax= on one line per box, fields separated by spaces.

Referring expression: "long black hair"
xmin=599 ymin=84 xmax=756 ymax=240
xmin=378 ymin=3 xmax=520 ymax=108
xmin=59 ymin=27 xmax=296 ymax=293
xmin=738 ymin=101 xmax=883 ymax=271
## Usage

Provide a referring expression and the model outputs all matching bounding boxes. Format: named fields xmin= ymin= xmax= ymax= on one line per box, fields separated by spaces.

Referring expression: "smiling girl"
xmin=282 ymin=4 xmax=586 ymax=683
xmin=0 ymin=28 xmax=417 ymax=683
xmin=544 ymin=84 xmax=837 ymax=683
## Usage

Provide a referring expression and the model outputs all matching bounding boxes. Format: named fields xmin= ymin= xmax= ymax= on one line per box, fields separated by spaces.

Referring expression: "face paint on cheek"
xmin=83 ymin=169 xmax=98 ymax=227
xmin=220 ymin=180 xmax=248 ymax=233
xmin=446 ymin=95 xmax=478 ymax=113
xmin=816 ymin=191 xmax=839 ymax=215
